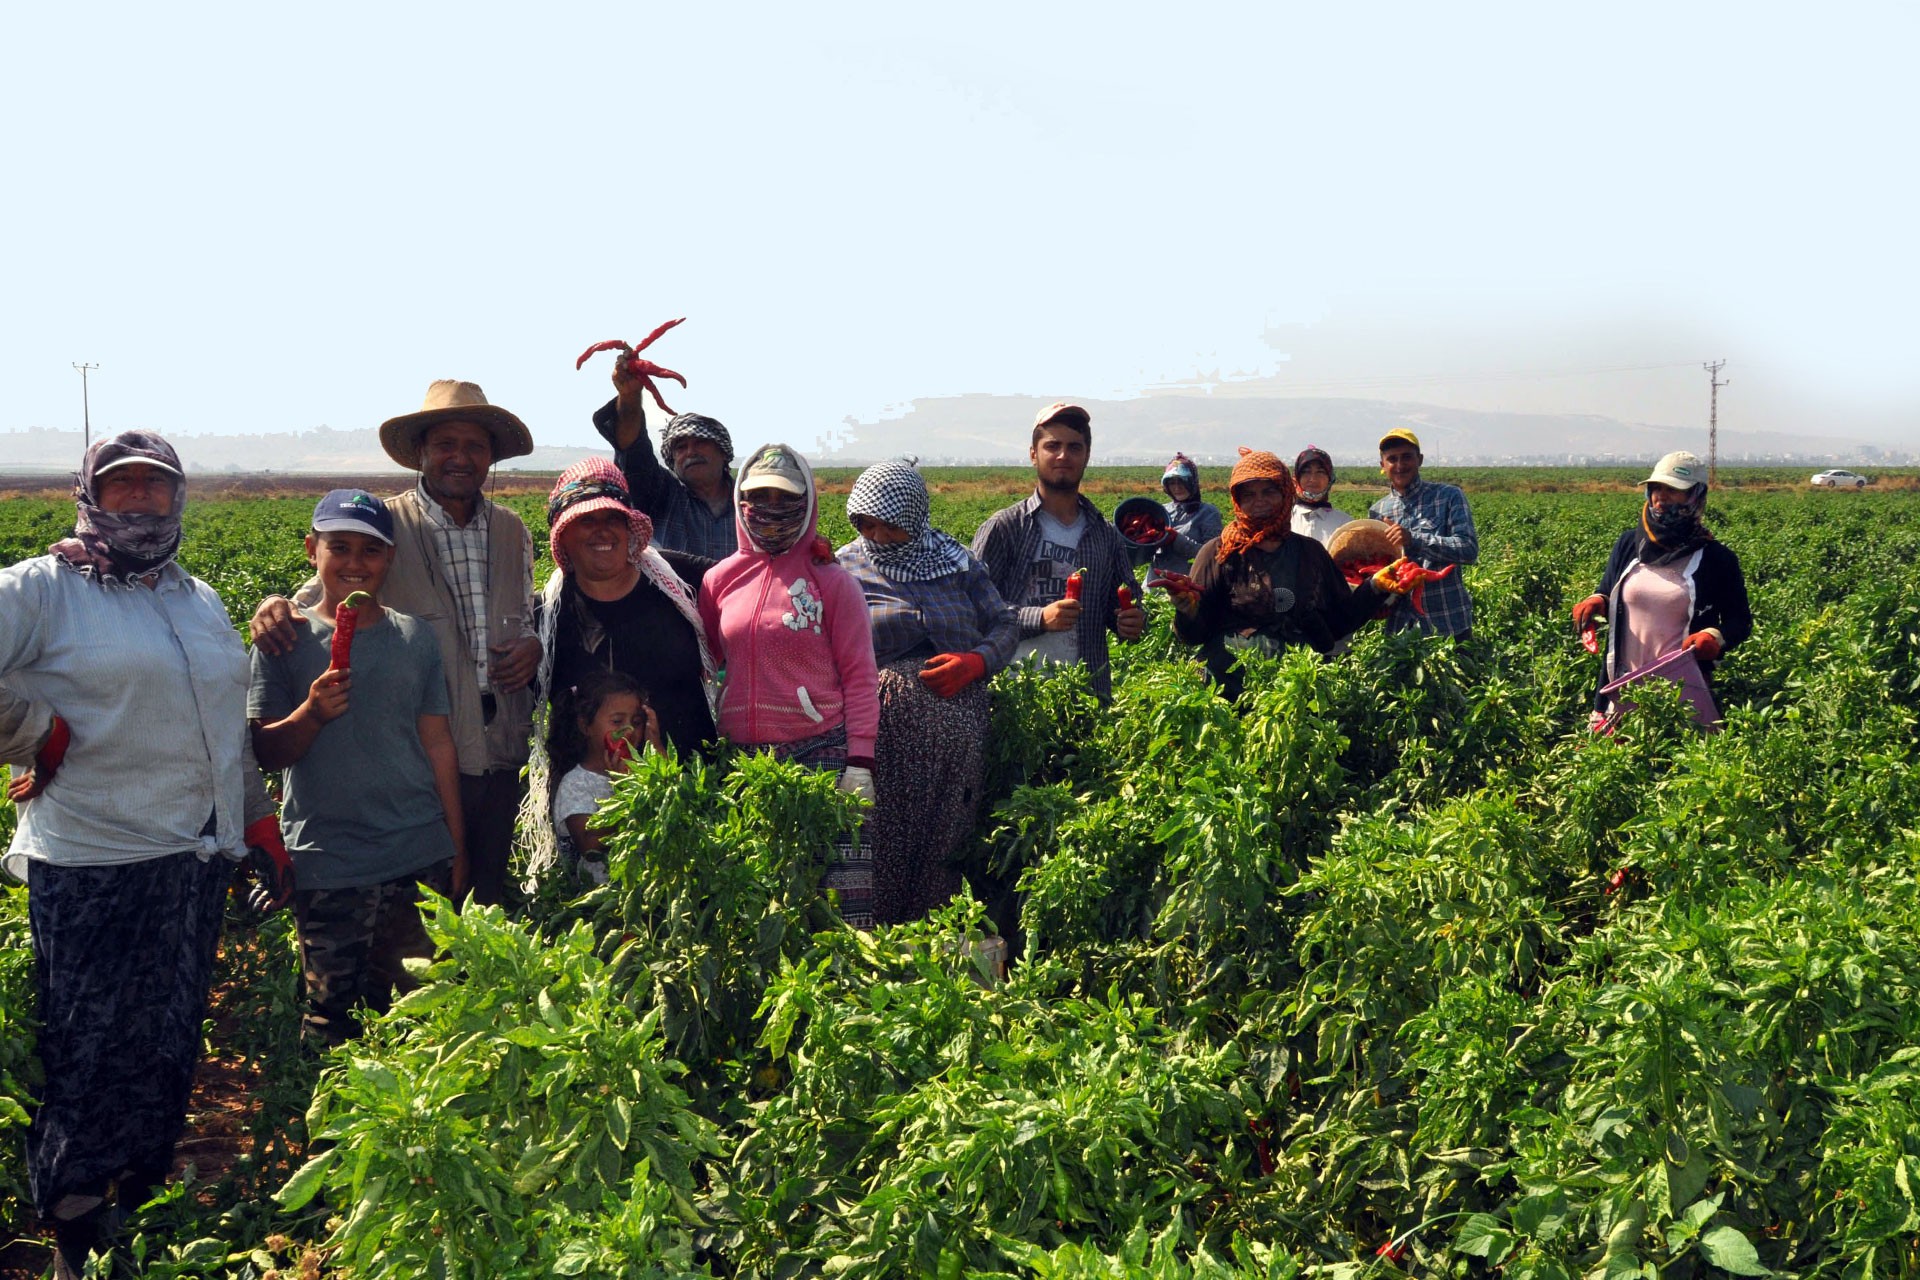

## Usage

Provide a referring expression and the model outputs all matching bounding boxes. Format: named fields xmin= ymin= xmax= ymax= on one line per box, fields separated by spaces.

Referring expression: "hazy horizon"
xmin=4 ymin=2 xmax=1915 ymax=465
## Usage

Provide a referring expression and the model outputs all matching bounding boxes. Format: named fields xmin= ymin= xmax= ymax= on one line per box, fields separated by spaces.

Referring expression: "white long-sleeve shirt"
xmin=0 ymin=556 xmax=270 ymax=881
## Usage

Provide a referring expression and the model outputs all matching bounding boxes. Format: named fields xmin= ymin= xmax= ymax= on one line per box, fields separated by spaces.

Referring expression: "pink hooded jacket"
xmin=697 ymin=444 xmax=880 ymax=760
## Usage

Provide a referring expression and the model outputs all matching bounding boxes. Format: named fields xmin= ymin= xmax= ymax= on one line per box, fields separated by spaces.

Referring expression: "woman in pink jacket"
xmin=698 ymin=443 xmax=881 ymax=926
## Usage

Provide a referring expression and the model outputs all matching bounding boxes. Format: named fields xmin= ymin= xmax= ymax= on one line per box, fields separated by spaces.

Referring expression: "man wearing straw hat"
xmin=250 ymin=381 xmax=541 ymax=906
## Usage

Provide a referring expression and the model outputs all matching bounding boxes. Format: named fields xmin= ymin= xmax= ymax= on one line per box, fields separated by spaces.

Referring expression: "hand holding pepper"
xmin=1041 ymin=597 xmax=1082 ymax=632
xmin=1114 ymin=584 xmax=1147 ymax=641
xmin=919 ymin=651 xmax=988 ymax=698
xmin=7 ymin=714 xmax=71 ymax=803
xmin=303 ymin=668 xmax=353 ymax=724
xmin=1571 ymin=594 xmax=1607 ymax=629
xmin=1684 ymin=630 xmax=1723 ymax=662
xmin=1149 ymin=570 xmax=1203 ymax=614
xmin=1372 ymin=557 xmax=1418 ymax=594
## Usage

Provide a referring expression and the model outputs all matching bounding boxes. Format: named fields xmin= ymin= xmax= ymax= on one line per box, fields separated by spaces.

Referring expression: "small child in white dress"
xmin=552 ymin=670 xmax=660 ymax=885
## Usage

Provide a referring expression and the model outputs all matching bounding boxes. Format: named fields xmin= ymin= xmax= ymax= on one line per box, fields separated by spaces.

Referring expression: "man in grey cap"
xmin=592 ymin=362 xmax=738 ymax=558
xmin=250 ymin=380 xmax=541 ymax=906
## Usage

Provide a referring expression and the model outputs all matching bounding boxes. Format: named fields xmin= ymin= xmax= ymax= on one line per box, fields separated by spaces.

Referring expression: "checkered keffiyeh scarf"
xmin=846 ymin=459 xmax=974 ymax=583
xmin=660 ymin=413 xmax=734 ymax=465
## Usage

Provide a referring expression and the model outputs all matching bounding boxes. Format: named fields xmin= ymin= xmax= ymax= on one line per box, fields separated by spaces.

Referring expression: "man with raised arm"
xmin=591 ymin=359 xmax=738 ymax=559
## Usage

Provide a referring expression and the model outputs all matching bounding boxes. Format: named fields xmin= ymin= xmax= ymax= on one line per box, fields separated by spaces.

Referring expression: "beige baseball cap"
xmin=1644 ymin=450 xmax=1708 ymax=490
xmin=1034 ymin=402 xmax=1091 ymax=431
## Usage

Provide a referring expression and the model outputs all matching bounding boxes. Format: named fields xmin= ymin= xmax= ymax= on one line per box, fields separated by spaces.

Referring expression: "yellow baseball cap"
xmin=1378 ymin=428 xmax=1421 ymax=452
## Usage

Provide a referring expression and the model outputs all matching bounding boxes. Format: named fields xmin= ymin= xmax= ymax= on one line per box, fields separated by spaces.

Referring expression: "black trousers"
xmin=458 ymin=769 xmax=526 ymax=907
xmin=27 ymin=852 xmax=229 ymax=1215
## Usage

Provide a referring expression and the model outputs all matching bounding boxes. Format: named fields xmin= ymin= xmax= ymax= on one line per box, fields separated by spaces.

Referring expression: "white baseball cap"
xmin=1644 ymin=451 xmax=1708 ymax=490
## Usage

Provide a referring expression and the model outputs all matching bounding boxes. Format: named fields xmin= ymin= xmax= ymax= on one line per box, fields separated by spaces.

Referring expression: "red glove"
xmin=240 ymin=815 xmax=296 ymax=914
xmin=1684 ymin=630 xmax=1723 ymax=662
xmin=918 ymin=651 xmax=988 ymax=699
xmin=7 ymin=715 xmax=70 ymax=803
xmin=1571 ymin=594 xmax=1607 ymax=629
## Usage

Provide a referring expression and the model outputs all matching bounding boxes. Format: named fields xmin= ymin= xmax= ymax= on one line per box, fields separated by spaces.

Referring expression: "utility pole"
xmin=72 ymin=362 xmax=99 ymax=453
xmin=1703 ymin=360 xmax=1727 ymax=485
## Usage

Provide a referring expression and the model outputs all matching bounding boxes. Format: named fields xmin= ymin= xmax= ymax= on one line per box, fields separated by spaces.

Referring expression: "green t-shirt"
xmin=248 ymin=606 xmax=455 ymax=890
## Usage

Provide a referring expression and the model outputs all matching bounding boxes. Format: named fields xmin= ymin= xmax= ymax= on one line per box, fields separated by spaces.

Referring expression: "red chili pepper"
xmin=1116 ymin=584 xmax=1135 ymax=610
xmin=605 ymin=731 xmax=635 ymax=769
xmin=575 ymin=318 xmax=689 ymax=415
xmin=1064 ymin=569 xmax=1085 ymax=602
xmin=329 ymin=591 xmax=372 ymax=670
xmin=1376 ymin=1240 xmax=1409 ymax=1264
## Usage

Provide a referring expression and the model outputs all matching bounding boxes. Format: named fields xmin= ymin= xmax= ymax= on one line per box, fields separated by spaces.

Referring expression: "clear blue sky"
xmin=4 ymin=1 xmax=1916 ymax=459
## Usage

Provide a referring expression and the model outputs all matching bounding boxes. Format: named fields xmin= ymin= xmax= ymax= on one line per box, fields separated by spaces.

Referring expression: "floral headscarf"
xmin=50 ymin=430 xmax=187 ymax=585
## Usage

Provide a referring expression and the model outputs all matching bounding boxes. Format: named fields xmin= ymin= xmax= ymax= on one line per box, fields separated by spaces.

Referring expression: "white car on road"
xmin=1810 ymin=469 xmax=1870 ymax=488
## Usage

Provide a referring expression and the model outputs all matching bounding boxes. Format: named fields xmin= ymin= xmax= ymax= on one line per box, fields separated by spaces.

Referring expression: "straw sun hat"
xmin=379 ymin=380 xmax=534 ymax=470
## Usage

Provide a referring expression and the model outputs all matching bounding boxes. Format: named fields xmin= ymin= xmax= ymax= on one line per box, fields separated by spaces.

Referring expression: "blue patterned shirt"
xmin=1368 ymin=478 xmax=1478 ymax=637
xmin=835 ymin=543 xmax=1020 ymax=672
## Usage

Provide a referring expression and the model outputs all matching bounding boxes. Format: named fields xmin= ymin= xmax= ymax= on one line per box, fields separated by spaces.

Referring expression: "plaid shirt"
xmin=836 ymin=542 xmax=1020 ymax=671
xmin=969 ymin=491 xmax=1141 ymax=698
xmin=593 ymin=399 xmax=738 ymax=560
xmin=1368 ymin=478 xmax=1478 ymax=637
xmin=415 ymin=482 xmax=537 ymax=692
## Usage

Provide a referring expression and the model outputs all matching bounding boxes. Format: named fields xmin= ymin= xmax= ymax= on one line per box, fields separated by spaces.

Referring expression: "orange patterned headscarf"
xmin=1217 ymin=447 xmax=1295 ymax=559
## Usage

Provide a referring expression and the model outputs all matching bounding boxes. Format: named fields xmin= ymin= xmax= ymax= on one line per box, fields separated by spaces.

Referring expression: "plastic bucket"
xmin=1114 ymin=497 xmax=1170 ymax=547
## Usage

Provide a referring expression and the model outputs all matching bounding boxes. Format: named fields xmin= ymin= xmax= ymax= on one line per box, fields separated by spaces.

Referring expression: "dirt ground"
xmin=0 ymin=943 xmax=282 ymax=1280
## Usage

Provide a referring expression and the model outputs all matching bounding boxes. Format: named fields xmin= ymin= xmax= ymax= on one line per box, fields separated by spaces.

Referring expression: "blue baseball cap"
xmin=312 ymin=489 xmax=395 ymax=544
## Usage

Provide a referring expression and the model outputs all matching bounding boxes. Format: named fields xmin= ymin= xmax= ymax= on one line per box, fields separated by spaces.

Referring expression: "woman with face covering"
xmin=698 ymin=444 xmax=881 ymax=926
xmin=1289 ymin=446 xmax=1352 ymax=547
xmin=836 ymin=460 xmax=1018 ymax=924
xmin=0 ymin=431 xmax=288 ymax=1278
xmin=520 ymin=458 xmax=718 ymax=884
xmin=1570 ymin=451 xmax=1752 ymax=726
xmin=1136 ymin=453 xmax=1225 ymax=577
xmin=1164 ymin=448 xmax=1405 ymax=698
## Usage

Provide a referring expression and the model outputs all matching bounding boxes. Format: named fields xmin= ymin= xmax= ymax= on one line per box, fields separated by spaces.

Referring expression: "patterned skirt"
xmin=870 ymin=658 xmax=991 ymax=926
xmin=26 ymin=850 xmax=231 ymax=1215
xmin=770 ymin=725 xmax=874 ymax=929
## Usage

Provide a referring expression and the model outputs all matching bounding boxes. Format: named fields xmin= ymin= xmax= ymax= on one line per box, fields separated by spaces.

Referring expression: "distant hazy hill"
xmin=2 ymin=394 xmax=1906 ymax=474
xmin=0 ymin=426 xmax=598 ymax=475
xmin=824 ymin=393 xmax=1903 ymax=466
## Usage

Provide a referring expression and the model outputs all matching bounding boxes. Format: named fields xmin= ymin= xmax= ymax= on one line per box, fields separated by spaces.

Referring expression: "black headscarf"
xmin=1633 ymin=484 xmax=1713 ymax=567
xmin=49 ymin=431 xmax=187 ymax=585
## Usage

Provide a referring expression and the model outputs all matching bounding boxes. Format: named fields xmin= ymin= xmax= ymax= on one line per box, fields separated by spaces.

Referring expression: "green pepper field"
xmin=2 ymin=469 xmax=1919 ymax=1279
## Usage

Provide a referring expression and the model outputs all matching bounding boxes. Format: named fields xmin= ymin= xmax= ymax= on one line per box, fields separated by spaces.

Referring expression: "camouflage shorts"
xmin=291 ymin=861 xmax=451 ymax=1048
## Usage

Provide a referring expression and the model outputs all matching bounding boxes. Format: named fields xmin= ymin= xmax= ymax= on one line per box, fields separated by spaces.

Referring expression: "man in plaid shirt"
xmin=970 ymin=403 xmax=1145 ymax=699
xmin=1368 ymin=428 xmax=1478 ymax=638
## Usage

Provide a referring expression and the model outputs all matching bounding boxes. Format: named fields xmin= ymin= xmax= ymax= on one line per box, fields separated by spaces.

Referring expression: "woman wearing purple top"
xmin=836 ymin=460 xmax=1019 ymax=924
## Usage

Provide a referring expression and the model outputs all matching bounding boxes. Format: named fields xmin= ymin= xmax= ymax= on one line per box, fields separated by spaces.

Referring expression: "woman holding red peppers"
xmin=1161 ymin=448 xmax=1409 ymax=698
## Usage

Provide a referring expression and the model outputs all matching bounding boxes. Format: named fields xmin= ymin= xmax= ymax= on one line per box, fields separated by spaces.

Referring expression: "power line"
xmin=72 ymin=363 xmax=98 ymax=455
xmin=1704 ymin=360 xmax=1728 ymax=485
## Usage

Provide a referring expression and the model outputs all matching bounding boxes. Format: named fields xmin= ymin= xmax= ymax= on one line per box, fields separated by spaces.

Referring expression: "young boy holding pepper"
xmin=247 ymin=490 xmax=467 ymax=1047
